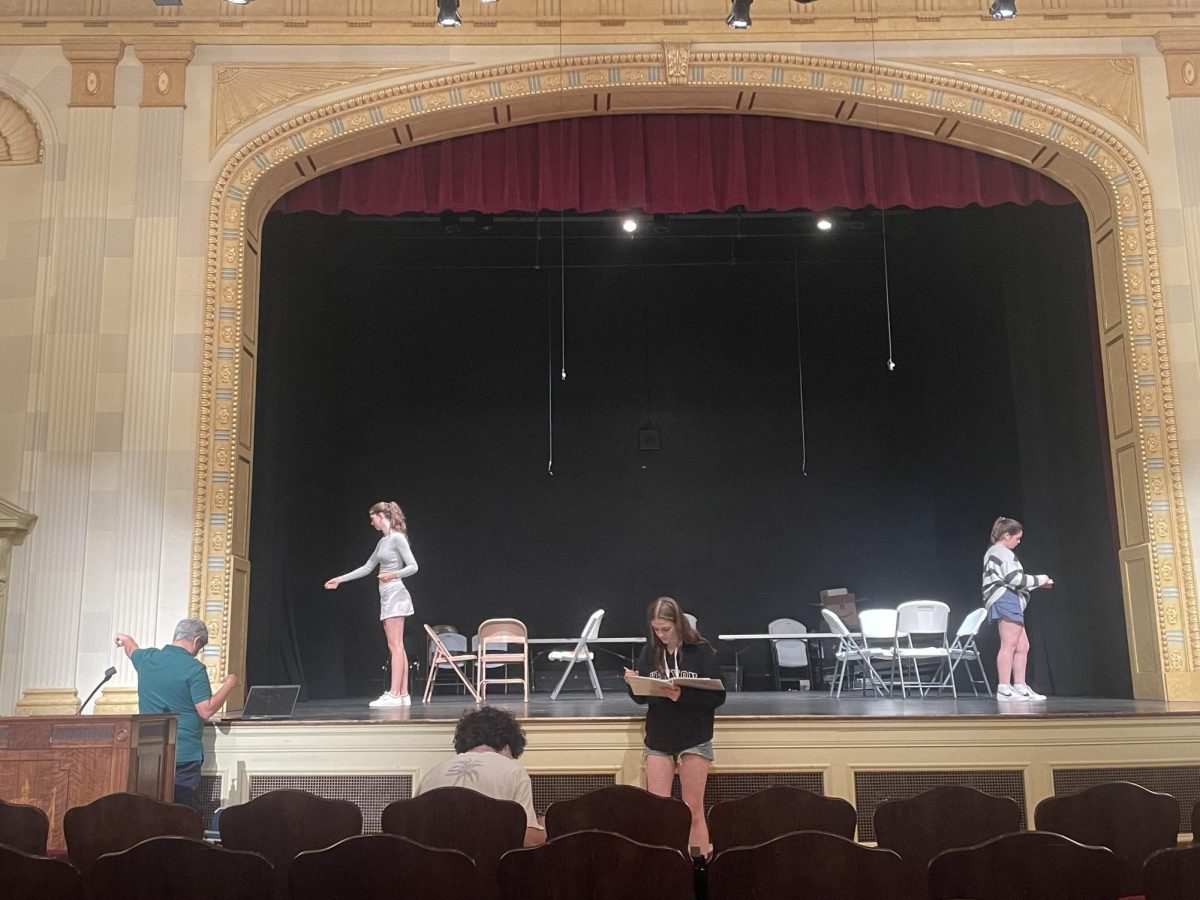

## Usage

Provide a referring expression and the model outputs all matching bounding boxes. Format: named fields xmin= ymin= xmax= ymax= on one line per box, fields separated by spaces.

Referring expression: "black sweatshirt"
xmin=627 ymin=641 xmax=727 ymax=754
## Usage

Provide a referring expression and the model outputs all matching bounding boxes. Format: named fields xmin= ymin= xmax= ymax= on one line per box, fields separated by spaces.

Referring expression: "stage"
xmin=201 ymin=692 xmax=1200 ymax=842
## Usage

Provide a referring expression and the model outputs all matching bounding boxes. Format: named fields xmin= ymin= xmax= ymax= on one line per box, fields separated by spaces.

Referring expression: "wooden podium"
xmin=0 ymin=714 xmax=177 ymax=851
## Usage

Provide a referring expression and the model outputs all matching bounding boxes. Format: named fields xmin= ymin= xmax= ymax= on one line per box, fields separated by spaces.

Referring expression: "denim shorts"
xmin=989 ymin=590 xmax=1025 ymax=625
xmin=645 ymin=739 xmax=714 ymax=763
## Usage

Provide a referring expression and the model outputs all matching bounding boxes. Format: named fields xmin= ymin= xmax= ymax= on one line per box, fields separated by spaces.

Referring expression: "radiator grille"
xmin=672 ymin=770 xmax=826 ymax=813
xmin=1052 ymin=766 xmax=1200 ymax=833
xmin=247 ymin=774 xmax=413 ymax=833
xmin=529 ymin=773 xmax=615 ymax=816
xmin=854 ymin=769 xmax=1026 ymax=842
xmin=50 ymin=724 xmax=115 ymax=744
xmin=198 ymin=774 xmax=222 ymax=830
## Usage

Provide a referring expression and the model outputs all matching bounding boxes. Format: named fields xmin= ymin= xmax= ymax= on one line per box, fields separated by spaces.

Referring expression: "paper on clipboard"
xmin=626 ymin=674 xmax=725 ymax=697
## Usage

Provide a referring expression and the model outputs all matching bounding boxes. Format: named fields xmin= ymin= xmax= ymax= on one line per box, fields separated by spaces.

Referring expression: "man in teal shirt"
xmin=115 ymin=618 xmax=238 ymax=809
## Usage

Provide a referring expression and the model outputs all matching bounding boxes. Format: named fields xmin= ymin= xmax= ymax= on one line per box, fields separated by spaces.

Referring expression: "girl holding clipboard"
xmin=624 ymin=596 xmax=726 ymax=854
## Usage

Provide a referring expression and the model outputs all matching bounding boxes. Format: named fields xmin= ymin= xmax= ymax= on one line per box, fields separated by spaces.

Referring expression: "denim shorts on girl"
xmin=645 ymin=739 xmax=714 ymax=763
xmin=989 ymin=589 xmax=1025 ymax=625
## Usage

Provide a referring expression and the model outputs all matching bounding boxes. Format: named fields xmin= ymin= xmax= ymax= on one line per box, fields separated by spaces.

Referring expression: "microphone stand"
xmin=78 ymin=666 xmax=118 ymax=715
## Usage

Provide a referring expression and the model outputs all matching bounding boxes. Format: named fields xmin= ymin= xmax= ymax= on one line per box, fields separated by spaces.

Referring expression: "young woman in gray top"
xmin=325 ymin=501 xmax=419 ymax=707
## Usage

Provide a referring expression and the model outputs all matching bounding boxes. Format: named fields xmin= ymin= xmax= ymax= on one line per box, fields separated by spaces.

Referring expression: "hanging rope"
xmin=868 ymin=10 xmax=897 ymax=373
xmin=793 ymin=244 xmax=808 ymax=476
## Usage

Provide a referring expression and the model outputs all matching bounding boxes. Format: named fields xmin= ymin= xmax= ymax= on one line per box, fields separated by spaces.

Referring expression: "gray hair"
xmin=173 ymin=618 xmax=209 ymax=648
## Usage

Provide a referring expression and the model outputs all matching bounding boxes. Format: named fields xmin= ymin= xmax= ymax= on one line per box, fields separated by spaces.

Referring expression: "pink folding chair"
xmin=424 ymin=623 xmax=481 ymax=702
xmin=475 ymin=618 xmax=529 ymax=701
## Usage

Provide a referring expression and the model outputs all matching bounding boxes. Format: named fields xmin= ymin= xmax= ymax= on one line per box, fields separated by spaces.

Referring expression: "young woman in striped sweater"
xmin=983 ymin=517 xmax=1053 ymax=702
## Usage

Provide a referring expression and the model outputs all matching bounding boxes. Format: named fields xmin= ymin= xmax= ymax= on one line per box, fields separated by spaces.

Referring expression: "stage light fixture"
xmin=622 ymin=217 xmax=639 ymax=233
xmin=988 ymin=0 xmax=1016 ymax=18
xmin=726 ymin=0 xmax=752 ymax=29
xmin=437 ymin=0 xmax=462 ymax=27
xmin=816 ymin=218 xmax=833 ymax=231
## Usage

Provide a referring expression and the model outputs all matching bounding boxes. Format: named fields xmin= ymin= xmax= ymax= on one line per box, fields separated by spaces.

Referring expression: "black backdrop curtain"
xmin=250 ymin=114 xmax=1126 ymax=700
xmin=273 ymin=114 xmax=1077 ymax=216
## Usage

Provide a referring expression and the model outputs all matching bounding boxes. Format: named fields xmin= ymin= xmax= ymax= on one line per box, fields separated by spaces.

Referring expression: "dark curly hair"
xmin=452 ymin=706 xmax=528 ymax=758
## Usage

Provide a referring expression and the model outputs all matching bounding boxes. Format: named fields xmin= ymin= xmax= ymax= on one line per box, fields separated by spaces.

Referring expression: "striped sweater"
xmin=982 ymin=543 xmax=1049 ymax=612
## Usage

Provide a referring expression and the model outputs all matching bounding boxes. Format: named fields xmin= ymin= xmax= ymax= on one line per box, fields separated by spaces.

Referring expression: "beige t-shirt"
xmin=415 ymin=749 xmax=542 ymax=830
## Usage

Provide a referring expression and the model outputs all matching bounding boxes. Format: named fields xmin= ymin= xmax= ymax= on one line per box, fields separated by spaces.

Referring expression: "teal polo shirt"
xmin=130 ymin=644 xmax=212 ymax=764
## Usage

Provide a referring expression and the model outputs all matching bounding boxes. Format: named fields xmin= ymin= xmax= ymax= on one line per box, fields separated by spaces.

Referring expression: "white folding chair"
xmin=821 ymin=608 xmax=889 ymax=698
xmin=548 ymin=609 xmax=605 ymax=700
xmin=939 ymin=607 xmax=992 ymax=697
xmin=768 ymin=618 xmax=809 ymax=690
xmin=857 ymin=609 xmax=899 ymax=696
xmin=423 ymin=624 xmax=480 ymax=703
xmin=893 ymin=600 xmax=954 ymax=698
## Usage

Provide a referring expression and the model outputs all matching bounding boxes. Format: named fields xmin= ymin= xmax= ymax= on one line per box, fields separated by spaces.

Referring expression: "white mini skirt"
xmin=379 ymin=579 xmax=414 ymax=620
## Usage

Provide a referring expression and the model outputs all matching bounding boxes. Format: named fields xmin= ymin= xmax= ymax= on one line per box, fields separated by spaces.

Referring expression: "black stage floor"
xmin=224 ymin=692 xmax=1200 ymax=724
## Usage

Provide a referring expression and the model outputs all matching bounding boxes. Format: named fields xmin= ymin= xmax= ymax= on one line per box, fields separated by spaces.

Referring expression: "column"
xmin=0 ymin=498 xmax=37 ymax=695
xmin=14 ymin=39 xmax=124 ymax=715
xmin=1157 ymin=31 xmax=1200 ymax=698
xmin=94 ymin=41 xmax=194 ymax=714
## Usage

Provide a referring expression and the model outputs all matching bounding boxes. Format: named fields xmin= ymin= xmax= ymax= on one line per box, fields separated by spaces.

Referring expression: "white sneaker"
xmin=369 ymin=692 xmax=404 ymax=708
xmin=996 ymin=684 xmax=1026 ymax=702
xmin=1013 ymin=683 xmax=1047 ymax=702
xmin=396 ymin=694 xmax=412 ymax=706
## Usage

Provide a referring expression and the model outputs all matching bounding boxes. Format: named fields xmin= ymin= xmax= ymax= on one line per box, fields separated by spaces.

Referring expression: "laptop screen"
xmin=240 ymin=685 xmax=300 ymax=719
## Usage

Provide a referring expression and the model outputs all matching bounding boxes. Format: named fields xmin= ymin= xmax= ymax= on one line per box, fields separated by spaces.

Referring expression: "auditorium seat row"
xmin=2 ymin=781 xmax=1198 ymax=899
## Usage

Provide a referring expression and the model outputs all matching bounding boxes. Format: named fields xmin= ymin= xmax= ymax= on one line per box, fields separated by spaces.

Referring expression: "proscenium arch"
xmin=194 ymin=48 xmax=1198 ymax=703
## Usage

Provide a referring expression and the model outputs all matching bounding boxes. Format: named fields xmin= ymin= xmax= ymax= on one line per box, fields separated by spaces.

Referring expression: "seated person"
xmin=415 ymin=705 xmax=546 ymax=846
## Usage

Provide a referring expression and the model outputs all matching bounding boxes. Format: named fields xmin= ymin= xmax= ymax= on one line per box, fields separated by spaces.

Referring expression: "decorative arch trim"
xmin=0 ymin=91 xmax=43 ymax=165
xmin=194 ymin=47 xmax=1197 ymax=700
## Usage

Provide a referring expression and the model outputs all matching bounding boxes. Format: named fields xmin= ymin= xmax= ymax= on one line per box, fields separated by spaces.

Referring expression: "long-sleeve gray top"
xmin=337 ymin=532 xmax=418 ymax=584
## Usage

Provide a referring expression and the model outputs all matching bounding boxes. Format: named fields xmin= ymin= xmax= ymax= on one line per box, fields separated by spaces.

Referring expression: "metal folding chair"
xmin=821 ymin=608 xmax=889 ymax=698
xmin=423 ymin=624 xmax=480 ymax=703
xmin=937 ymin=608 xmax=992 ymax=697
xmin=548 ymin=609 xmax=605 ymax=700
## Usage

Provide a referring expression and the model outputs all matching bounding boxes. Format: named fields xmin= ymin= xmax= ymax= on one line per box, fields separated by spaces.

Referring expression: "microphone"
xmin=78 ymin=666 xmax=118 ymax=715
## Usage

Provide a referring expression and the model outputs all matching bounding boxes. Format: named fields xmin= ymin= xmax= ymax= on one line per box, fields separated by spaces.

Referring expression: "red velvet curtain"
xmin=273 ymin=113 xmax=1076 ymax=215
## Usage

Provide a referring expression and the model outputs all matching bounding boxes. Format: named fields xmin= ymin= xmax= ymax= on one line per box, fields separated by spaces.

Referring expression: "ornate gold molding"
xmin=0 ymin=92 xmax=41 ymax=164
xmin=5 ymin=3 xmax=1200 ymax=43
xmin=1156 ymin=29 xmax=1200 ymax=98
xmin=211 ymin=63 xmax=446 ymax=154
xmin=61 ymin=38 xmax=125 ymax=108
xmin=906 ymin=55 xmax=1147 ymax=144
xmin=134 ymin=39 xmax=194 ymax=109
xmin=195 ymin=50 xmax=1197 ymax=698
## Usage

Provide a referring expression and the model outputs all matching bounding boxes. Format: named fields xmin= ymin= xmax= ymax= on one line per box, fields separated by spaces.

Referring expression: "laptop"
xmin=228 ymin=684 xmax=301 ymax=720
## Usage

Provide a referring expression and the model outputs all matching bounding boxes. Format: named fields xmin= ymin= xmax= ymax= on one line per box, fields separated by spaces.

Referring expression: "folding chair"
xmin=821 ymin=608 xmax=889 ymax=698
xmin=938 ymin=607 xmax=992 ymax=696
xmin=427 ymin=629 xmax=474 ymax=696
xmin=893 ymin=600 xmax=953 ymax=698
xmin=423 ymin=624 xmax=481 ymax=702
xmin=548 ymin=609 xmax=605 ymax=700
xmin=476 ymin=618 xmax=529 ymax=702
xmin=767 ymin=618 xmax=809 ymax=690
xmin=857 ymin=608 xmax=899 ymax=695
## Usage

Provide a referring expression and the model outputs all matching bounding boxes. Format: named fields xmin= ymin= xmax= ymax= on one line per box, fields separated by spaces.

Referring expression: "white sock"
xmin=997 ymin=683 xmax=1014 ymax=693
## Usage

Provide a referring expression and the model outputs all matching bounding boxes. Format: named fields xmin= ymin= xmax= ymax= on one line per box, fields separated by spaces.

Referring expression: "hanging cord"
xmin=546 ymin=12 xmax=566 ymax=476
xmin=558 ymin=14 xmax=567 ymax=383
xmin=546 ymin=271 xmax=555 ymax=476
xmin=793 ymin=245 xmax=808 ymax=476
xmin=868 ymin=10 xmax=896 ymax=373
